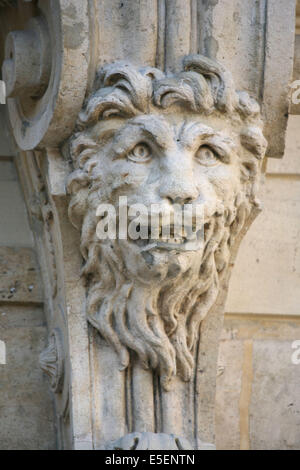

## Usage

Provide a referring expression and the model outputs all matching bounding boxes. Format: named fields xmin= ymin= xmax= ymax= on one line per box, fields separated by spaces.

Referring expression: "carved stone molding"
xmin=40 ymin=328 xmax=64 ymax=394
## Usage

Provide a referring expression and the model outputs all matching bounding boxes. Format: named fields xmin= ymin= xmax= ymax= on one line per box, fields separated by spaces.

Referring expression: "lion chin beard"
xmin=85 ymin=213 xmax=230 ymax=391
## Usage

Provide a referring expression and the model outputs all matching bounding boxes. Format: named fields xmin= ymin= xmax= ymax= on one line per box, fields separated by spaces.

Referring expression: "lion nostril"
xmin=164 ymin=195 xmax=195 ymax=205
xmin=160 ymin=182 xmax=198 ymax=205
xmin=174 ymin=196 xmax=194 ymax=205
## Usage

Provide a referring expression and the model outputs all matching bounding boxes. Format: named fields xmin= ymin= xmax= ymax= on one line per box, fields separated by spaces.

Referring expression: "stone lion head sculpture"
xmin=67 ymin=55 xmax=267 ymax=390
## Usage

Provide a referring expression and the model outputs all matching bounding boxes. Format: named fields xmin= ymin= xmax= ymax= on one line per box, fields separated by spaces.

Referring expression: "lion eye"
xmin=195 ymin=146 xmax=219 ymax=167
xmin=128 ymin=143 xmax=152 ymax=163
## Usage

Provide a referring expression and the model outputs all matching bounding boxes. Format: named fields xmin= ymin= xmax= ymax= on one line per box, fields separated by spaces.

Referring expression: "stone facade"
xmin=0 ymin=0 xmax=299 ymax=450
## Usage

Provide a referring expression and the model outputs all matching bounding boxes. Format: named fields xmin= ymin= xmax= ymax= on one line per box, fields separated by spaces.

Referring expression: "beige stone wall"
xmin=216 ymin=115 xmax=300 ymax=450
xmin=0 ymin=149 xmax=57 ymax=449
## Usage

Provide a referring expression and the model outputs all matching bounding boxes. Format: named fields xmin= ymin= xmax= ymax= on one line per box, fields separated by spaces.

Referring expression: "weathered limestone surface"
xmin=251 ymin=338 xmax=300 ymax=450
xmin=216 ymin=316 xmax=300 ymax=450
xmin=215 ymin=338 xmax=244 ymax=450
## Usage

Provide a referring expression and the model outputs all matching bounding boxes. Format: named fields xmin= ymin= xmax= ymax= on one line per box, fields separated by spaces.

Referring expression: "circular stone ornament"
xmin=2 ymin=0 xmax=89 ymax=150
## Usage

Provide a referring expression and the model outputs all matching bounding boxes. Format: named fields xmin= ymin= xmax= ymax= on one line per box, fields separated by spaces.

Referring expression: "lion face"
xmin=84 ymin=112 xmax=244 ymax=284
xmin=67 ymin=56 xmax=267 ymax=388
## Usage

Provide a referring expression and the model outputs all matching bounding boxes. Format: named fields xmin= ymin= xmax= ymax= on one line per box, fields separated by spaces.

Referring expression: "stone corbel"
xmin=1 ymin=0 xmax=296 ymax=450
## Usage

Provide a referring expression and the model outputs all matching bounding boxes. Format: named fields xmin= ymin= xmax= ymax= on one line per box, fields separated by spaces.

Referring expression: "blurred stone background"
xmin=216 ymin=114 xmax=300 ymax=450
xmin=0 ymin=112 xmax=56 ymax=450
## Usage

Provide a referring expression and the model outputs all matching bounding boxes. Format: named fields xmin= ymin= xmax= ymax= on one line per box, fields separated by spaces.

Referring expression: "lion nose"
xmin=159 ymin=171 xmax=198 ymax=205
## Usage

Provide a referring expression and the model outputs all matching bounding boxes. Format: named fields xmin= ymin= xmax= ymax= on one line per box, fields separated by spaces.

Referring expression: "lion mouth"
xmin=133 ymin=224 xmax=204 ymax=252
xmin=152 ymin=238 xmax=203 ymax=252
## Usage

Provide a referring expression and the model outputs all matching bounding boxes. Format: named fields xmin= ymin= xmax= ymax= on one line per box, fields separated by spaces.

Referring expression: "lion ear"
xmin=240 ymin=126 xmax=267 ymax=159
